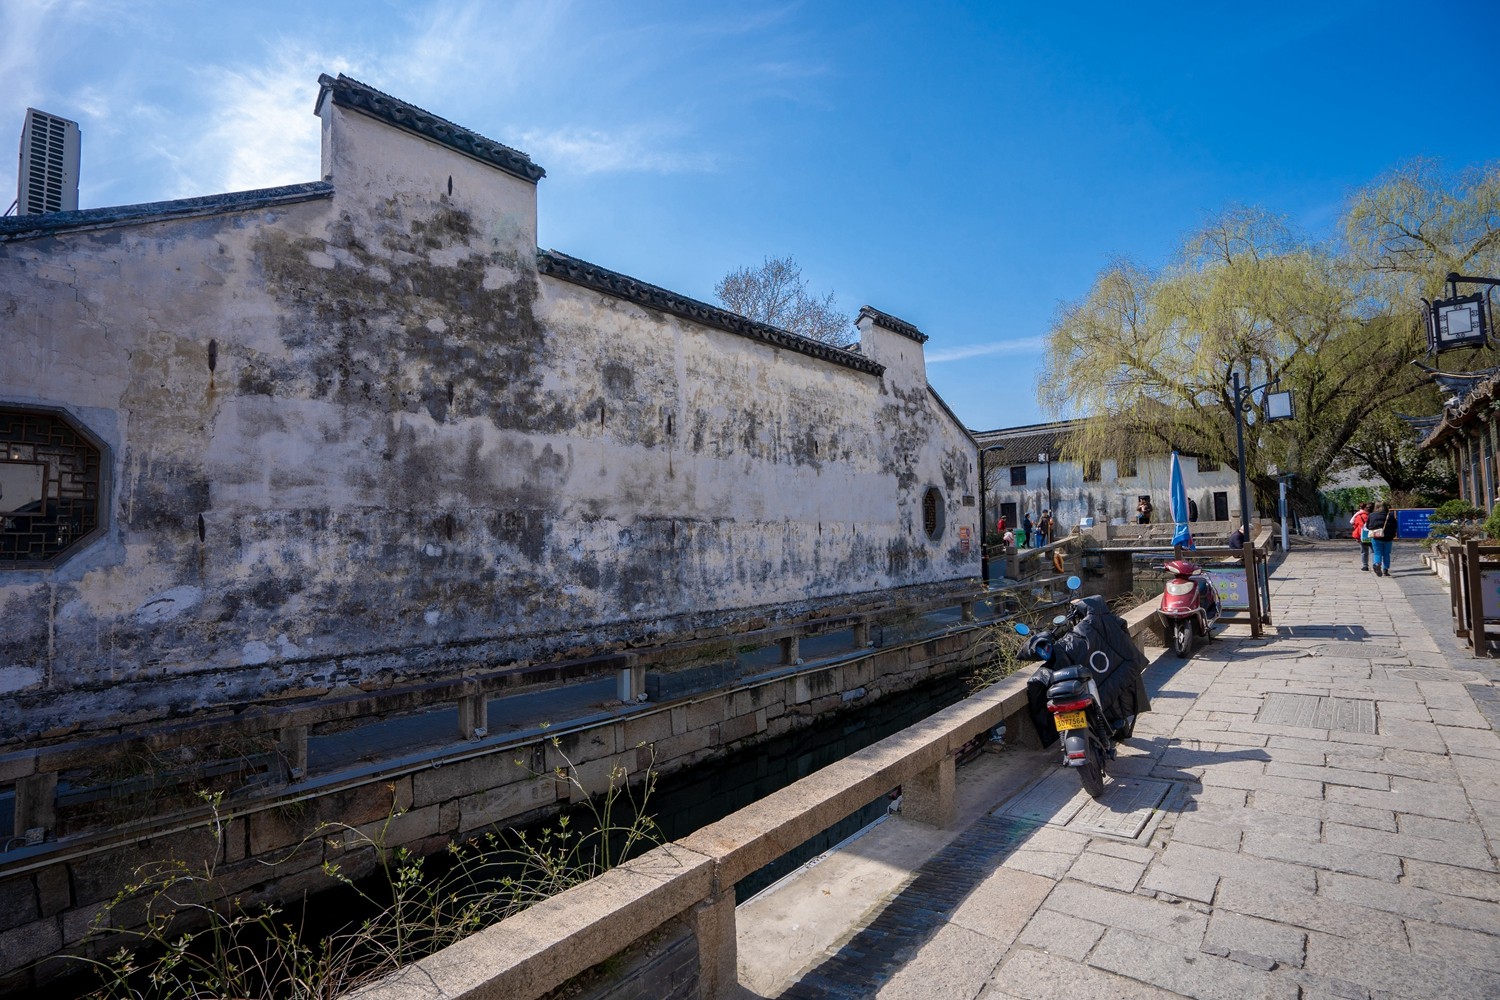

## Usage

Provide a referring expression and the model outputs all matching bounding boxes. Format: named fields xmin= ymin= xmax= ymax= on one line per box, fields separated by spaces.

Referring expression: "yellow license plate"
xmin=1053 ymin=710 xmax=1088 ymax=731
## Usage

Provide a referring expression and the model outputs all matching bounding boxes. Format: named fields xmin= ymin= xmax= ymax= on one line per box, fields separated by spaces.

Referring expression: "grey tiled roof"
xmin=538 ymin=249 xmax=886 ymax=377
xmin=858 ymin=306 xmax=928 ymax=344
xmin=972 ymin=420 xmax=1082 ymax=463
xmin=317 ymin=73 xmax=545 ymax=184
xmin=0 ymin=182 xmax=334 ymax=241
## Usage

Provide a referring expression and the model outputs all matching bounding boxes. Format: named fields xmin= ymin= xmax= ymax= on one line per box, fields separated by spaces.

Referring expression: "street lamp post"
xmin=978 ymin=444 xmax=1005 ymax=585
xmin=1230 ymin=371 xmax=1295 ymax=540
xmin=1038 ymin=451 xmax=1054 ymax=518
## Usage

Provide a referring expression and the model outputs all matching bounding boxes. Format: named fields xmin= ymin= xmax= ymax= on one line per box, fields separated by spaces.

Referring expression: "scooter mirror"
xmin=1052 ymin=615 xmax=1067 ymax=626
xmin=1014 ymin=623 xmax=1031 ymax=636
xmin=1066 ymin=575 xmax=1082 ymax=591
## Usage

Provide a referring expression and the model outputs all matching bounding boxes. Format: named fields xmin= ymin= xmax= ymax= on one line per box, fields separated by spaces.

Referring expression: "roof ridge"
xmin=857 ymin=305 xmax=928 ymax=344
xmin=317 ymin=73 xmax=545 ymax=184
xmin=0 ymin=181 xmax=334 ymax=241
xmin=537 ymin=249 xmax=885 ymax=377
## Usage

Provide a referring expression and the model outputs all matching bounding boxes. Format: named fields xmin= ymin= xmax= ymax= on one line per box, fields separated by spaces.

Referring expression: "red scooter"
xmin=1158 ymin=559 xmax=1222 ymax=657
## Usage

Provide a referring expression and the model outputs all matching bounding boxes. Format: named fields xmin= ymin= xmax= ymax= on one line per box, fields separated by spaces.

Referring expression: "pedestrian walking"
xmin=1367 ymin=503 xmax=1397 ymax=576
xmin=1022 ymin=513 xmax=1034 ymax=547
xmin=1350 ymin=503 xmax=1372 ymax=571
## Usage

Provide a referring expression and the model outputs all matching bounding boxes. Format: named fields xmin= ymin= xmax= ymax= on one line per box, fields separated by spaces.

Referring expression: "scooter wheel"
xmin=1080 ymin=738 xmax=1106 ymax=798
xmin=1172 ymin=619 xmax=1193 ymax=658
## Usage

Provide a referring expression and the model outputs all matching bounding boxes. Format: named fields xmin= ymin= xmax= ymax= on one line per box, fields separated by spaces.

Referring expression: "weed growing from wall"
xmin=65 ymin=743 xmax=663 ymax=999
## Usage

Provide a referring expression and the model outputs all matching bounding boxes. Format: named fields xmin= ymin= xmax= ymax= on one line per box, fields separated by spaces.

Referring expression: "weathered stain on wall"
xmin=0 ymin=75 xmax=979 ymax=743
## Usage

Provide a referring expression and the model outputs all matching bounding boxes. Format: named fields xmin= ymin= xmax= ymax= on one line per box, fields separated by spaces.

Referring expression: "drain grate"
xmin=993 ymin=770 xmax=1179 ymax=842
xmin=1258 ymin=692 xmax=1376 ymax=733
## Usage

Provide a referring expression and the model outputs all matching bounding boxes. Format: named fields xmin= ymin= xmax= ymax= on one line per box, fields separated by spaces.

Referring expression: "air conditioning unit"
xmin=17 ymin=109 xmax=81 ymax=215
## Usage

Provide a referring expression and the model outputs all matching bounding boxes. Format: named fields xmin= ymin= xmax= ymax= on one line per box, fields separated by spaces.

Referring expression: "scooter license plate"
xmin=1053 ymin=710 xmax=1088 ymax=731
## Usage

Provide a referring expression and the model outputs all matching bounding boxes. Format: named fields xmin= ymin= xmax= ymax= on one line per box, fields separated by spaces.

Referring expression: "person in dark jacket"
xmin=1368 ymin=503 xmax=1397 ymax=576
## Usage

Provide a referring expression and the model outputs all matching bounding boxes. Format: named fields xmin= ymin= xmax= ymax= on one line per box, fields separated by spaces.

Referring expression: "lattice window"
xmin=922 ymin=486 xmax=944 ymax=541
xmin=1083 ymin=460 xmax=1101 ymax=483
xmin=1009 ymin=466 xmax=1027 ymax=486
xmin=1197 ymin=456 xmax=1220 ymax=473
xmin=0 ymin=406 xmax=105 ymax=566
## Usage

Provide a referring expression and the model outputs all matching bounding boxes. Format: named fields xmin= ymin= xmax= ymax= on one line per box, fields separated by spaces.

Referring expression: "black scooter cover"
xmin=1025 ymin=595 xmax=1152 ymax=749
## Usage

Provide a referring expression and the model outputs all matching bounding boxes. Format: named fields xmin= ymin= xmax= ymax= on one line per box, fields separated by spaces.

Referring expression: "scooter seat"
xmin=1047 ymin=678 xmax=1086 ymax=701
xmin=1048 ymin=665 xmax=1085 ymax=683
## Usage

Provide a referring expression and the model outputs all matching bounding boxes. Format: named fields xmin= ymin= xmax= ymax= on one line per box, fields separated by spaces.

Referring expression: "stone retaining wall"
xmin=0 ymin=626 xmax=980 ymax=991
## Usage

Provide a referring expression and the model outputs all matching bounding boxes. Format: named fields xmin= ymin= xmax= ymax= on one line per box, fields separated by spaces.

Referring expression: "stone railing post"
xmin=901 ymin=753 xmax=955 ymax=828
xmin=14 ymin=771 xmax=57 ymax=843
xmin=458 ymin=683 xmax=488 ymax=740
xmin=779 ymin=635 xmax=800 ymax=665
xmin=852 ymin=618 xmax=870 ymax=647
xmin=280 ymin=725 xmax=308 ymax=782
xmin=690 ymin=889 xmax=738 ymax=999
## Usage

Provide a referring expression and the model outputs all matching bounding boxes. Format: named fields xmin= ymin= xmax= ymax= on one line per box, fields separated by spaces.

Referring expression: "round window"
xmin=922 ymin=486 xmax=944 ymax=541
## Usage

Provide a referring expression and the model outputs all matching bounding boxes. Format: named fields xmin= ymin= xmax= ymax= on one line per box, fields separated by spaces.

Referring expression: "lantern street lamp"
xmin=1231 ymin=372 xmax=1294 ymax=541
xmin=1422 ymin=272 xmax=1499 ymax=355
xmin=978 ymin=444 xmax=1005 ymax=585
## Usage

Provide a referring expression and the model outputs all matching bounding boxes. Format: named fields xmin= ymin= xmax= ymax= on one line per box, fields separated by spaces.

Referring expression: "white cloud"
xmin=517 ymin=125 xmax=719 ymax=176
xmin=182 ymin=44 xmax=351 ymax=197
xmin=926 ymin=337 xmax=1047 ymax=363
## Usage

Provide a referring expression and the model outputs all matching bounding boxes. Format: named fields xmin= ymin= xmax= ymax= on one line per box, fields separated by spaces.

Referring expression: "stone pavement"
xmin=735 ymin=543 xmax=1500 ymax=999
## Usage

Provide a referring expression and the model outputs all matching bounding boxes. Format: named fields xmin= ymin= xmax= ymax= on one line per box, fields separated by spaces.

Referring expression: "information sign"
xmin=1396 ymin=508 xmax=1434 ymax=540
xmin=1482 ymin=571 xmax=1500 ymax=621
xmin=1204 ymin=569 xmax=1249 ymax=611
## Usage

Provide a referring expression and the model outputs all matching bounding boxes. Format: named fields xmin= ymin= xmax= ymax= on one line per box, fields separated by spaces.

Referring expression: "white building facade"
xmin=975 ymin=420 xmax=1246 ymax=537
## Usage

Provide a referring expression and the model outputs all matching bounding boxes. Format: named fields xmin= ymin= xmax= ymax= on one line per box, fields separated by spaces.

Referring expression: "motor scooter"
xmin=1157 ymin=559 xmax=1222 ymax=658
xmin=1017 ymin=578 xmax=1149 ymax=798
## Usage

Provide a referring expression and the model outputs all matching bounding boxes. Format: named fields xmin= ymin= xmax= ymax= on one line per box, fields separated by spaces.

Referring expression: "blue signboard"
xmin=1396 ymin=508 xmax=1434 ymax=540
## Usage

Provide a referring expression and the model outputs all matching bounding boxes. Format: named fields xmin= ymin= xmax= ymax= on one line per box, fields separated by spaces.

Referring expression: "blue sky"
xmin=5 ymin=1 xmax=1498 ymax=430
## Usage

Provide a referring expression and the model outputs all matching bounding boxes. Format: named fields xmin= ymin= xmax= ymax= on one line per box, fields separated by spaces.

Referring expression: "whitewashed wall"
xmin=0 ymin=83 xmax=977 ymax=740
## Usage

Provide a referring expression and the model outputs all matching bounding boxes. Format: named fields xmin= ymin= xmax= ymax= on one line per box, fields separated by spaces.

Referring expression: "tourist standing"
xmin=1039 ymin=510 xmax=1054 ymax=547
xmin=1351 ymin=503 xmax=1372 ymax=571
xmin=1368 ymin=503 xmax=1397 ymax=576
xmin=1022 ymin=512 xmax=1034 ymax=548
xmin=1136 ymin=498 xmax=1153 ymax=524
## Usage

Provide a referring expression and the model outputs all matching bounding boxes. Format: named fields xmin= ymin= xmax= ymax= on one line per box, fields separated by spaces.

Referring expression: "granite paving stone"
xmin=1212 ymin=875 xmax=1409 ymax=945
xmin=1201 ymin=910 xmax=1306 ymax=969
xmin=1236 ymin=833 xmax=1398 ymax=881
xmin=1317 ymin=870 xmax=1500 ymax=932
xmin=986 ymin=948 xmax=1185 ymax=1000
xmin=741 ymin=545 xmax=1500 ymax=999
xmin=1403 ymin=917 xmax=1500 ymax=973
xmin=1139 ymin=861 xmax=1219 ymax=904
xmin=1040 ymin=881 xmax=1207 ymax=949
xmin=1301 ymin=929 xmax=1500 ymax=997
xmin=1323 ymin=820 xmax=1496 ymax=870
xmin=1088 ymin=928 xmax=1299 ymax=1000
xmin=1248 ymin=789 xmax=1396 ymax=831
xmin=1012 ymin=909 xmax=1104 ymax=961
xmin=1063 ymin=852 xmax=1145 ymax=892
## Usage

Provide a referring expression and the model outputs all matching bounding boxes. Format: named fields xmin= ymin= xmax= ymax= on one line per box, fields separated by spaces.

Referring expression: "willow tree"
xmin=1040 ymin=208 xmax=1427 ymax=518
xmin=1344 ymin=158 xmax=1500 ymax=300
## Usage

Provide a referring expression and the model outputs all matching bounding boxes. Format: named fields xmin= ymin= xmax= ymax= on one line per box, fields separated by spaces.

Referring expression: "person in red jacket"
xmin=1350 ymin=503 xmax=1372 ymax=572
